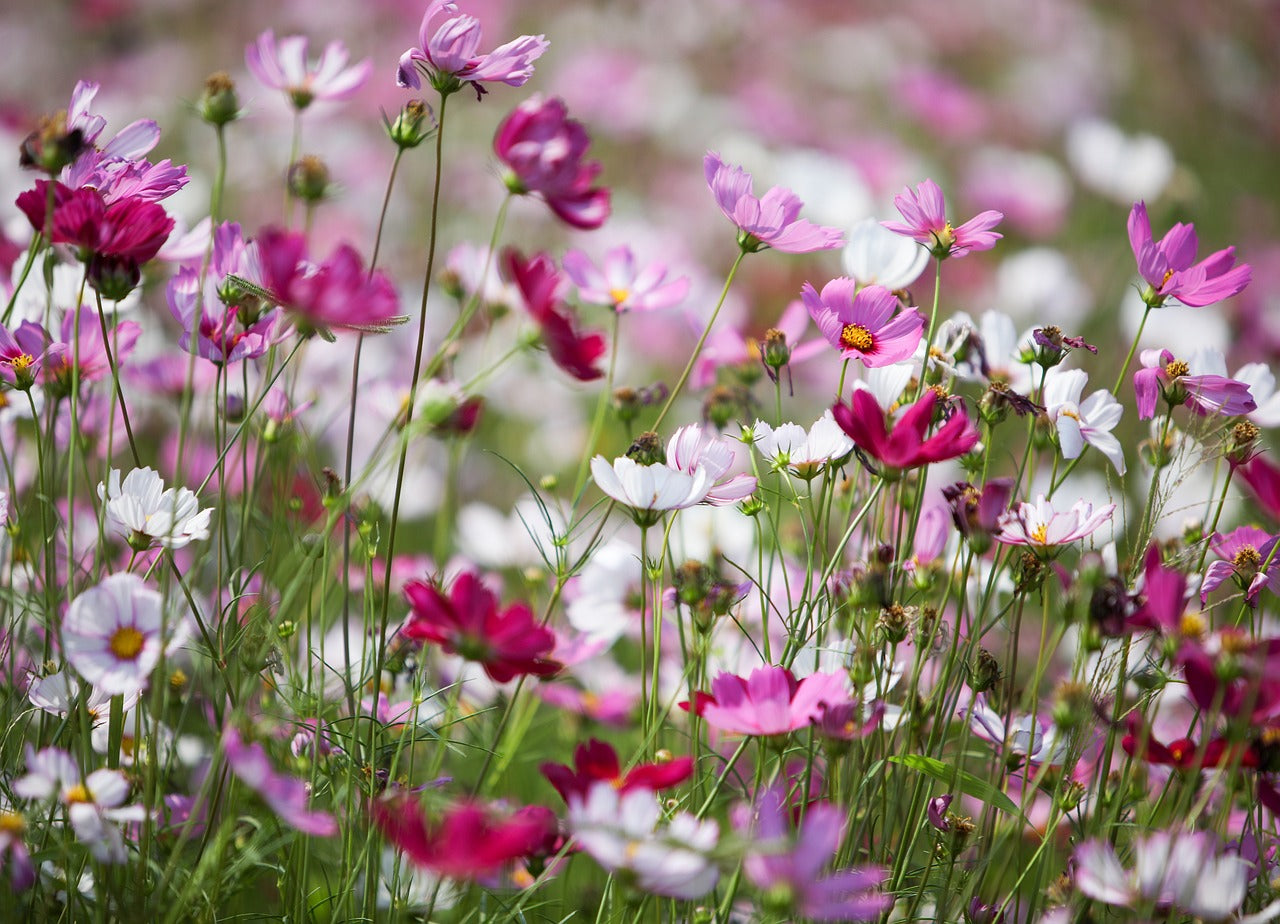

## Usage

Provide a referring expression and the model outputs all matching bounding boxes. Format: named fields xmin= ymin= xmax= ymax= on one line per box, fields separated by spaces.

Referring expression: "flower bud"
xmin=386 ymin=99 xmax=435 ymax=149
xmin=761 ymin=327 xmax=791 ymax=370
xmin=625 ymin=431 xmax=665 ymax=466
xmin=1050 ymin=681 xmax=1093 ymax=730
xmin=703 ymin=384 xmax=750 ymax=430
xmin=1227 ymin=420 xmax=1261 ymax=467
xmin=287 ymin=155 xmax=331 ymax=204
xmin=877 ymin=603 xmax=914 ymax=645
xmin=87 ymin=254 xmax=141 ymax=301
xmin=967 ymin=648 xmax=1002 ymax=694
xmin=199 ymin=72 xmax=241 ymax=126
xmin=19 ymin=111 xmax=87 ymax=175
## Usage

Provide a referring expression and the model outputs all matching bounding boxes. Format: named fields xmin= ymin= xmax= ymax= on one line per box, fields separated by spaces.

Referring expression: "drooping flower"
xmin=704 ymin=152 xmax=844 ymax=254
xmin=504 ymin=249 xmax=606 ymax=381
xmin=842 ymin=217 xmax=929 ymax=291
xmin=541 ymin=739 xmax=693 ymax=804
xmin=1132 ymin=348 xmax=1256 ymax=421
xmin=62 ymin=573 xmax=176 ymax=698
xmin=1200 ymin=526 xmax=1280 ymax=606
xmin=749 ymin=412 xmax=854 ymax=479
xmin=738 ymin=787 xmax=890 ymax=922
xmin=98 ymin=467 xmax=212 ymax=551
xmin=1041 ymin=367 xmax=1126 ymax=474
xmin=882 ymin=179 xmax=1003 ymax=259
xmin=223 ymin=728 xmax=338 ymax=836
xmin=993 ymin=495 xmax=1115 ymax=551
xmin=562 ymin=245 xmax=688 ymax=313
xmin=396 ymin=0 xmax=548 ymax=98
xmin=803 ymin=279 xmax=924 ymax=367
xmin=700 ymin=666 xmax=852 ymax=737
xmin=832 ymin=388 xmax=980 ymax=472
xmin=1128 ymin=544 xmax=1189 ymax=635
xmin=567 ymin=783 xmax=720 ymax=899
xmin=1128 ymin=201 xmax=1251 ymax=308
xmin=942 ymin=478 xmax=1015 ymax=555
xmin=401 ymin=571 xmax=560 ymax=683
xmin=495 ymin=95 xmax=610 ymax=230
xmin=245 ymin=31 xmax=372 ymax=110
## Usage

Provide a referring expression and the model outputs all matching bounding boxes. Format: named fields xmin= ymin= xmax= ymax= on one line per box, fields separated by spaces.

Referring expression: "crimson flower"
xmin=504 ymin=248 xmax=606 ymax=381
xmin=1128 ymin=201 xmax=1251 ymax=308
xmin=1121 ymin=714 xmax=1246 ymax=771
xmin=1128 ymin=544 xmax=1188 ymax=635
xmin=16 ymin=181 xmax=172 ymax=264
xmin=495 ymin=95 xmax=610 ymax=230
xmin=832 ymin=389 xmax=979 ymax=471
xmin=541 ymin=739 xmax=693 ymax=804
xmin=1178 ymin=633 xmax=1280 ymax=724
xmin=402 ymin=571 xmax=560 ymax=683
xmin=372 ymin=795 xmax=552 ymax=880
xmin=882 ymin=179 xmax=1002 ymax=259
xmin=1240 ymin=456 xmax=1280 ymax=522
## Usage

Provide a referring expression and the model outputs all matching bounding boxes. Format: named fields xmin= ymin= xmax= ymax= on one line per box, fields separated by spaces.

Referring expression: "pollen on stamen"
xmin=1165 ymin=360 xmax=1190 ymax=378
xmin=1030 ymin=523 xmax=1049 ymax=544
xmin=840 ymin=323 xmax=875 ymax=353
xmin=109 ymin=626 xmax=145 ymax=661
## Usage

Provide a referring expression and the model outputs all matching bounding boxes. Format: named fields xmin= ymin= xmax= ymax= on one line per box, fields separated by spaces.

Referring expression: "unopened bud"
xmin=287 ymin=155 xmax=331 ymax=204
xmin=199 ymin=72 xmax=241 ymax=126
xmin=967 ymin=648 xmax=1002 ymax=694
xmin=386 ymin=99 xmax=435 ymax=149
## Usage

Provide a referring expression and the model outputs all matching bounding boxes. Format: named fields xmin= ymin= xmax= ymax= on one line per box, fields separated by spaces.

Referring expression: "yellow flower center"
xmin=7 ymin=354 xmax=34 ymax=372
xmin=1165 ymin=360 xmax=1190 ymax=378
xmin=1179 ymin=612 xmax=1206 ymax=639
xmin=65 ymin=784 xmax=92 ymax=804
xmin=1161 ymin=267 xmax=1175 ymax=288
xmin=1234 ymin=546 xmax=1262 ymax=569
xmin=609 ymin=287 xmax=630 ymax=306
xmin=0 ymin=811 xmax=24 ymax=834
xmin=109 ymin=626 xmax=145 ymax=661
xmin=1029 ymin=523 xmax=1049 ymax=545
xmin=840 ymin=324 xmax=875 ymax=353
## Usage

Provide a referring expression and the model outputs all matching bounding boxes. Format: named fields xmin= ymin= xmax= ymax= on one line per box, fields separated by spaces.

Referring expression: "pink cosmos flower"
xmin=245 ymin=31 xmax=372 ymax=109
xmin=701 ymin=666 xmax=851 ymax=737
xmin=0 ymin=321 xmax=59 ymax=390
xmin=541 ymin=739 xmax=693 ymax=804
xmin=41 ymin=310 xmax=141 ymax=394
xmin=1179 ymin=632 xmax=1280 ymax=724
xmin=832 ymin=389 xmax=980 ymax=471
xmin=882 ymin=178 xmax=1003 ymax=259
xmin=62 ymin=573 xmax=169 ymax=698
xmin=246 ymin=227 xmax=402 ymax=335
xmin=562 ymin=245 xmax=689 ymax=313
xmin=64 ymin=152 xmax=187 ymax=205
xmin=1127 ymin=544 xmax=1189 ymax=635
xmin=396 ymin=0 xmax=548 ymax=98
xmin=1199 ymin=526 xmax=1280 ymax=606
xmin=994 ymin=495 xmax=1115 ymax=550
xmin=223 ymin=728 xmax=338 ymax=837
xmin=402 ymin=571 xmax=561 ymax=683
xmin=802 ymin=279 xmax=924 ymax=367
xmin=1128 ymin=201 xmax=1251 ymax=308
xmin=495 ymin=95 xmax=610 ymax=230
xmin=704 ymin=152 xmax=844 ymax=254
xmin=373 ymin=795 xmax=550 ymax=879
xmin=504 ymin=248 xmax=606 ymax=380
xmin=1132 ymin=348 xmax=1256 ymax=421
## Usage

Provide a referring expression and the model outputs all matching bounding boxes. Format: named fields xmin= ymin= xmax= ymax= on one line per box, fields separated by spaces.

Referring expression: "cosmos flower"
xmin=396 ymin=0 xmax=548 ymax=98
xmin=562 ymin=245 xmax=688 ymax=313
xmin=223 ymin=728 xmax=338 ymax=837
xmin=504 ymin=248 xmax=607 ymax=380
xmin=832 ymin=389 xmax=980 ymax=471
xmin=494 ymin=95 xmax=610 ymax=230
xmin=245 ymin=31 xmax=372 ymax=110
xmin=62 ymin=574 xmax=175 ymax=698
xmin=1128 ymin=201 xmax=1251 ymax=308
xmin=99 ymin=467 xmax=212 ymax=551
xmin=1132 ymin=348 xmax=1256 ymax=421
xmin=0 ymin=321 xmax=59 ymax=390
xmin=882 ymin=179 xmax=1003 ymax=259
xmin=802 ymin=279 xmax=924 ymax=367
xmin=1041 ymin=367 xmax=1125 ymax=474
xmin=994 ymin=495 xmax=1115 ymax=550
xmin=704 ymin=152 xmax=844 ymax=254
xmin=700 ymin=666 xmax=852 ymax=737
xmin=1199 ymin=526 xmax=1280 ymax=606
xmin=842 ymin=217 xmax=929 ymax=290
xmin=541 ymin=739 xmax=693 ymax=804
xmin=749 ymin=412 xmax=854 ymax=479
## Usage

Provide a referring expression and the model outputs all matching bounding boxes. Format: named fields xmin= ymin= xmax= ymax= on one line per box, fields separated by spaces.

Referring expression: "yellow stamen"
xmin=65 ymin=784 xmax=92 ymax=804
xmin=1029 ymin=523 xmax=1049 ymax=545
xmin=609 ymin=287 xmax=630 ymax=305
xmin=109 ymin=626 xmax=145 ymax=660
xmin=840 ymin=324 xmax=875 ymax=353
xmin=1180 ymin=612 xmax=1206 ymax=639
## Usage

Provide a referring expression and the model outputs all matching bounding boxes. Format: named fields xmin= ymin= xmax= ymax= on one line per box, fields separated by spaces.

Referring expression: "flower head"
xmin=750 ymin=412 xmax=854 ymax=479
xmin=223 ymin=727 xmax=338 ymax=836
xmin=245 ymin=31 xmax=371 ymax=110
xmin=842 ymin=217 xmax=929 ymax=290
xmin=1132 ymin=348 xmax=1256 ymax=421
xmin=99 ymin=467 xmax=211 ymax=551
xmin=1041 ymin=367 xmax=1125 ymax=475
xmin=396 ymin=0 xmax=548 ymax=98
xmin=541 ymin=739 xmax=693 ymax=804
xmin=994 ymin=495 xmax=1115 ymax=551
xmin=882 ymin=179 xmax=1003 ymax=259
xmin=832 ymin=389 xmax=980 ymax=472
xmin=62 ymin=574 xmax=176 ymax=698
xmin=1199 ymin=526 xmax=1280 ymax=606
xmin=700 ymin=666 xmax=851 ymax=737
xmin=495 ymin=95 xmax=610 ymax=230
xmin=1128 ymin=201 xmax=1251 ymax=308
xmin=504 ymin=249 xmax=607 ymax=380
xmin=803 ymin=280 xmax=924 ymax=367
xmin=704 ymin=152 xmax=843 ymax=254
xmin=563 ymin=245 xmax=688 ymax=313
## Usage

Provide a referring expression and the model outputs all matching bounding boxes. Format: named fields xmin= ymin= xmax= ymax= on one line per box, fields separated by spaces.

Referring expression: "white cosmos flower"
xmin=565 ymin=539 xmax=642 ymax=644
xmin=842 ymin=217 xmax=929 ymax=290
xmin=99 ymin=467 xmax=211 ymax=550
xmin=995 ymin=495 xmax=1115 ymax=549
xmin=1042 ymin=367 xmax=1125 ymax=474
xmin=1233 ymin=362 xmax=1280 ymax=428
xmin=1065 ymin=118 xmax=1175 ymax=204
xmin=750 ymin=411 xmax=854 ymax=478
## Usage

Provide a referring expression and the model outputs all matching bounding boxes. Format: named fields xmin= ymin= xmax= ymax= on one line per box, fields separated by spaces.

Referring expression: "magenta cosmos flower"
xmin=541 ymin=739 xmax=693 ymax=804
xmin=704 ymin=152 xmax=844 ymax=254
xmin=373 ymin=795 xmax=550 ymax=879
xmin=402 ymin=571 xmax=560 ymax=683
xmin=1132 ymin=348 xmax=1256 ymax=421
xmin=700 ymin=666 xmax=851 ymax=737
xmin=1128 ymin=201 xmax=1251 ymax=308
xmin=563 ymin=245 xmax=688 ymax=313
xmin=396 ymin=0 xmax=548 ymax=98
xmin=832 ymin=389 xmax=980 ymax=471
xmin=882 ymin=178 xmax=1003 ymax=259
xmin=1200 ymin=526 xmax=1280 ymax=606
xmin=245 ymin=30 xmax=372 ymax=110
xmin=494 ymin=95 xmax=610 ymax=230
xmin=504 ymin=248 xmax=607 ymax=380
xmin=802 ymin=279 xmax=924 ymax=367
xmin=223 ymin=727 xmax=338 ymax=837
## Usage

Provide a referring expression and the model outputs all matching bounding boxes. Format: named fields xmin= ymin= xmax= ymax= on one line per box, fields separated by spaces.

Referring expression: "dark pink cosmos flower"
xmin=16 ymin=182 xmax=173 ymax=265
xmin=504 ymin=248 xmax=606 ymax=381
xmin=223 ymin=727 xmax=337 ymax=836
xmin=1132 ymin=349 xmax=1255 ymax=421
xmin=1241 ymin=456 xmax=1280 ymax=521
xmin=402 ymin=571 xmax=560 ymax=683
xmin=832 ymin=389 xmax=980 ymax=471
xmin=1179 ymin=633 xmax=1280 ymax=724
xmin=245 ymin=226 xmax=401 ymax=334
xmin=882 ymin=178 xmax=1003 ymax=259
xmin=541 ymin=739 xmax=693 ymax=804
xmin=801 ymin=279 xmax=924 ymax=368
xmin=396 ymin=0 xmax=548 ymax=98
xmin=0 ymin=321 xmax=60 ymax=390
xmin=245 ymin=30 xmax=372 ymax=110
xmin=1128 ymin=544 xmax=1189 ymax=635
xmin=372 ymin=795 xmax=551 ymax=879
xmin=1128 ymin=201 xmax=1251 ymax=308
xmin=700 ymin=666 xmax=851 ymax=737
xmin=704 ymin=152 xmax=844 ymax=254
xmin=1200 ymin=527 xmax=1280 ymax=607
xmin=495 ymin=95 xmax=610 ymax=230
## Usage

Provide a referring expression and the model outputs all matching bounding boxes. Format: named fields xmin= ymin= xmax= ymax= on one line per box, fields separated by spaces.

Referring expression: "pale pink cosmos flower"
xmin=562 ymin=246 xmax=689 ymax=313
xmin=882 ymin=178 xmax=1003 ymax=259
xmin=704 ymin=152 xmax=844 ymax=254
xmin=62 ymin=573 xmax=182 ymax=698
xmin=994 ymin=495 xmax=1114 ymax=550
xmin=246 ymin=31 xmax=371 ymax=110
xmin=396 ymin=0 xmax=548 ymax=98
xmin=701 ymin=665 xmax=851 ymax=737
xmin=223 ymin=727 xmax=338 ymax=837
xmin=749 ymin=412 xmax=854 ymax=480
xmin=1128 ymin=201 xmax=1251 ymax=308
xmin=802 ymin=279 xmax=924 ymax=368
xmin=1133 ymin=348 xmax=1256 ymax=421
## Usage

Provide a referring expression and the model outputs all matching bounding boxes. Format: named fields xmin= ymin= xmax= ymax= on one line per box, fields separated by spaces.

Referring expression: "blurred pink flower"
xmin=700 ymin=666 xmax=851 ymax=737
xmin=504 ymin=248 xmax=607 ymax=380
xmin=704 ymin=152 xmax=843 ymax=254
xmin=1128 ymin=201 xmax=1251 ymax=308
xmin=223 ymin=727 xmax=338 ymax=837
xmin=882 ymin=179 xmax=1003 ymax=259
xmin=373 ymin=795 xmax=549 ymax=879
xmin=494 ymin=95 xmax=610 ymax=230
xmin=396 ymin=0 xmax=548 ymax=98
xmin=563 ymin=246 xmax=688 ymax=313
xmin=246 ymin=31 xmax=372 ymax=110
xmin=802 ymin=279 xmax=924 ymax=368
